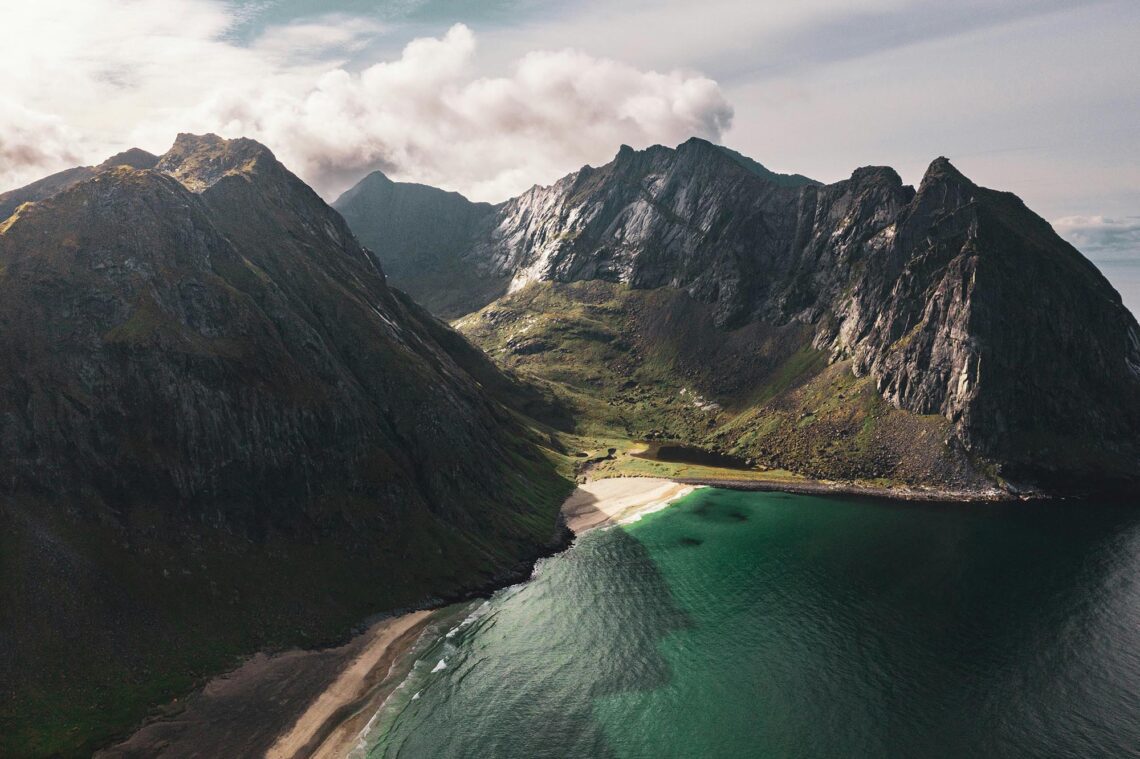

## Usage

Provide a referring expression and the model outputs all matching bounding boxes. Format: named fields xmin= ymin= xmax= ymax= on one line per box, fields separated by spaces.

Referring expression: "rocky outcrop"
xmin=0 ymin=134 xmax=569 ymax=757
xmin=341 ymin=138 xmax=1140 ymax=489
xmin=828 ymin=159 xmax=1140 ymax=484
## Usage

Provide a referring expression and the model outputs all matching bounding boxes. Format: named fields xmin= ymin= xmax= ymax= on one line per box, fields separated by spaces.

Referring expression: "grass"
xmin=457 ymin=280 xmax=985 ymax=492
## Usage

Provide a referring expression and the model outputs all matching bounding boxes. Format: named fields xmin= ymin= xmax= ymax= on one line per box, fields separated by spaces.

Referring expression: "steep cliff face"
xmin=828 ymin=159 xmax=1140 ymax=482
xmin=468 ymin=139 xmax=820 ymax=327
xmin=0 ymin=135 xmax=568 ymax=757
xmin=341 ymin=138 xmax=1140 ymax=489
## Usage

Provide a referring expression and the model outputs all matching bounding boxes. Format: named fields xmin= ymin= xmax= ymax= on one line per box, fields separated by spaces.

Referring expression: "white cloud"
xmin=0 ymin=2 xmax=731 ymax=201
xmin=190 ymin=24 xmax=732 ymax=199
xmin=1053 ymin=216 xmax=1140 ymax=257
xmin=0 ymin=101 xmax=82 ymax=190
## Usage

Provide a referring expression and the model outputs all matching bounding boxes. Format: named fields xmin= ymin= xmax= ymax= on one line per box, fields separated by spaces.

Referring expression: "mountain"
xmin=332 ymin=143 xmax=819 ymax=320
xmin=334 ymin=172 xmax=500 ymax=317
xmin=339 ymin=138 xmax=1140 ymax=493
xmin=0 ymin=148 xmax=158 ymax=221
xmin=0 ymin=134 xmax=570 ymax=757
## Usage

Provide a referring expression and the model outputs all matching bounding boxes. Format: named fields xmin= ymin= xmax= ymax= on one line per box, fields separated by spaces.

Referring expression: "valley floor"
xmin=574 ymin=440 xmax=1015 ymax=502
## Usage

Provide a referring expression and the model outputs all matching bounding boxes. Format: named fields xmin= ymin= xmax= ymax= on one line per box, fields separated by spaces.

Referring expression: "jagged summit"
xmin=155 ymin=132 xmax=281 ymax=191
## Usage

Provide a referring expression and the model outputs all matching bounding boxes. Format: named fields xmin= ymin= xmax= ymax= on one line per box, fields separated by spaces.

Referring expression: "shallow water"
xmin=359 ymin=489 xmax=1140 ymax=758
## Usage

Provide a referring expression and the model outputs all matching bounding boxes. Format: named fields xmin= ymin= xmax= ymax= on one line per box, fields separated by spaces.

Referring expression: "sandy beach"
xmin=100 ymin=477 xmax=696 ymax=759
xmin=96 ymin=611 xmax=435 ymax=759
xmin=267 ymin=610 xmax=434 ymax=759
xmin=561 ymin=477 xmax=699 ymax=534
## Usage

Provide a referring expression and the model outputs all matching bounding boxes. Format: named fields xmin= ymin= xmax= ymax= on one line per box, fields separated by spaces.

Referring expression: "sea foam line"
xmin=617 ymin=485 xmax=701 ymax=525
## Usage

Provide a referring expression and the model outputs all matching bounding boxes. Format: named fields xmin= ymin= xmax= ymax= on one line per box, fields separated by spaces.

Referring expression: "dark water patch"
xmin=364 ymin=527 xmax=691 ymax=759
xmin=634 ymin=442 xmax=752 ymax=470
xmin=678 ymin=536 xmax=703 ymax=547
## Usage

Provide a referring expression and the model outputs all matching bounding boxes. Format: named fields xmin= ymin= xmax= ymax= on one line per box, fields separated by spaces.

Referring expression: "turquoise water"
xmin=360 ymin=489 xmax=1140 ymax=758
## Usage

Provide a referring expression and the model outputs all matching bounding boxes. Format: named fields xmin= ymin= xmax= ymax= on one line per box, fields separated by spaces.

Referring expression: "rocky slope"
xmin=0 ymin=134 xmax=569 ymax=757
xmin=342 ymin=138 xmax=1140 ymax=491
xmin=0 ymin=148 xmax=158 ymax=221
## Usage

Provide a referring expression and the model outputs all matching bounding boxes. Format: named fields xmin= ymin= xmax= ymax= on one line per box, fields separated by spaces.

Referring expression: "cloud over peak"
xmin=188 ymin=23 xmax=733 ymax=200
xmin=0 ymin=3 xmax=732 ymax=202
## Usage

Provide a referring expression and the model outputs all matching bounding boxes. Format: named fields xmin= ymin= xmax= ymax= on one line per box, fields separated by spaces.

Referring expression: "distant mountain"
xmin=333 ymin=140 xmax=820 ymax=319
xmin=334 ymin=171 xmax=500 ymax=317
xmin=0 ymin=147 xmax=158 ymax=221
xmin=339 ymin=138 xmax=1140 ymax=492
xmin=0 ymin=134 xmax=569 ymax=757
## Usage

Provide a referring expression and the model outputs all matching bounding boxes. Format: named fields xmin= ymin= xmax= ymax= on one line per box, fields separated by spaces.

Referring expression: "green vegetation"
xmin=457 ymin=281 xmax=982 ymax=491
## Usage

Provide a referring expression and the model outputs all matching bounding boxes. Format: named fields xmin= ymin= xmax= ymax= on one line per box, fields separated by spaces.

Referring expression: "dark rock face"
xmin=341 ymin=138 xmax=1140 ymax=487
xmin=466 ymin=139 xmax=826 ymax=328
xmin=1 ymin=134 xmax=559 ymax=515
xmin=830 ymin=159 xmax=1140 ymax=482
xmin=333 ymin=172 xmax=501 ymax=318
xmin=0 ymin=134 xmax=568 ymax=756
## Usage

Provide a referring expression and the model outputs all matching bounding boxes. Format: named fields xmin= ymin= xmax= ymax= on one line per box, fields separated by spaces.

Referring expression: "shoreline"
xmin=267 ymin=478 xmax=698 ymax=757
xmin=96 ymin=611 xmax=438 ymax=759
xmin=560 ymin=477 xmax=700 ymax=533
xmin=100 ymin=473 xmax=1012 ymax=759
xmin=266 ymin=610 xmax=437 ymax=759
xmin=672 ymin=475 xmax=1018 ymax=503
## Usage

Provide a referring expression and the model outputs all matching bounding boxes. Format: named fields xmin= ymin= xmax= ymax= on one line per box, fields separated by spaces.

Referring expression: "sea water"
xmin=360 ymin=489 xmax=1140 ymax=758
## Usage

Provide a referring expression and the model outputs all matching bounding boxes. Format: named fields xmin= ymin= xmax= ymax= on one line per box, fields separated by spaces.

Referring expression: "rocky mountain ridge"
xmin=0 ymin=147 xmax=159 ymax=222
xmin=339 ymin=138 xmax=1140 ymax=490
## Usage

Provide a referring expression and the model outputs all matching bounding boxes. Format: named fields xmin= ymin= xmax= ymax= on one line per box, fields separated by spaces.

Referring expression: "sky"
xmin=2 ymin=0 xmax=1138 ymax=310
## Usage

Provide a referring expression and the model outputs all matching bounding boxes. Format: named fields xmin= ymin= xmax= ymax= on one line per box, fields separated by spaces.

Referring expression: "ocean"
xmin=357 ymin=488 xmax=1140 ymax=758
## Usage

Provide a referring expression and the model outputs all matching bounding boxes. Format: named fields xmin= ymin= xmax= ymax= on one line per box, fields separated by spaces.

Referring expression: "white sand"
xmin=561 ymin=477 xmax=698 ymax=534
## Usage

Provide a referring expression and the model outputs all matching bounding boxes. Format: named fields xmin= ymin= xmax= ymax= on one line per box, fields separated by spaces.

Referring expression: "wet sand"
xmin=96 ymin=612 xmax=435 ymax=759
xmin=267 ymin=611 xmax=434 ymax=759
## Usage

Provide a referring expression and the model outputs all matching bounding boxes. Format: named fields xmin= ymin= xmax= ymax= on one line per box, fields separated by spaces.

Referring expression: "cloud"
xmin=0 ymin=101 xmax=82 ymax=190
xmin=188 ymin=24 xmax=732 ymax=199
xmin=0 ymin=2 xmax=731 ymax=202
xmin=1053 ymin=216 xmax=1140 ymax=258
xmin=0 ymin=0 xmax=336 ymax=186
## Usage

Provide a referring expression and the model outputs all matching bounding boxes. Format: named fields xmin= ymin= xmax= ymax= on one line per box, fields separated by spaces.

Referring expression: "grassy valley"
xmin=456 ymin=280 xmax=992 ymax=496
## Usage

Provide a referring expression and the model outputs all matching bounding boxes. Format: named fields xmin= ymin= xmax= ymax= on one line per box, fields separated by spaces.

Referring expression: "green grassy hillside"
xmin=456 ymin=281 xmax=989 ymax=492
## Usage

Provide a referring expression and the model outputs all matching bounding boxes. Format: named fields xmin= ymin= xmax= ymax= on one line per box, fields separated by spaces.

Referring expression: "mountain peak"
xmin=678 ymin=135 xmax=716 ymax=150
xmin=361 ymin=169 xmax=394 ymax=186
xmin=96 ymin=147 xmax=159 ymax=171
xmin=156 ymin=133 xmax=279 ymax=192
xmin=699 ymin=141 xmax=820 ymax=188
xmin=920 ymin=156 xmax=974 ymax=189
